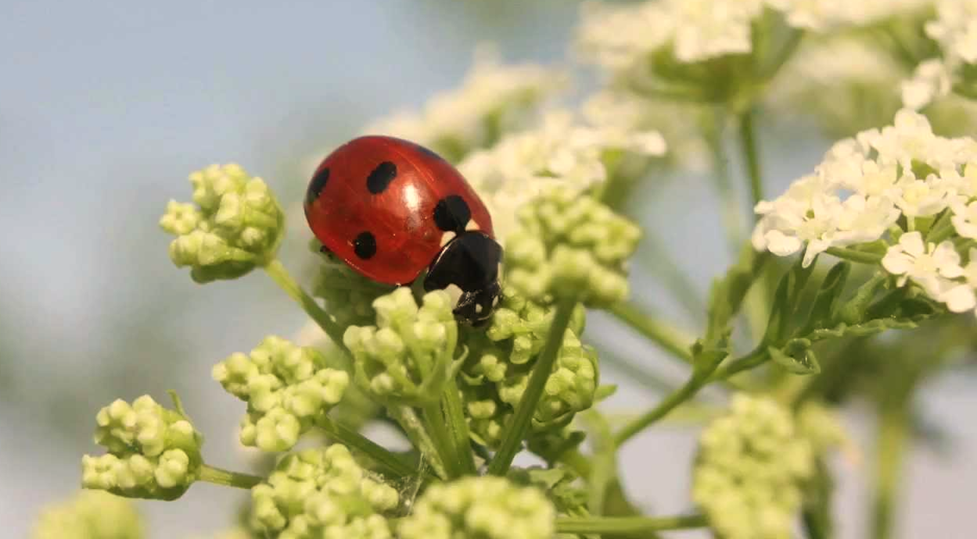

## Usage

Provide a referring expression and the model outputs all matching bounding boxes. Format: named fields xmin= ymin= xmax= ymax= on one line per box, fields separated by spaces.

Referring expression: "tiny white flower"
xmin=882 ymin=231 xmax=966 ymax=300
xmin=951 ymin=199 xmax=977 ymax=238
xmin=893 ymin=174 xmax=954 ymax=218
xmin=835 ymin=195 xmax=901 ymax=244
xmin=753 ymin=178 xmax=844 ymax=267
xmin=901 ymin=59 xmax=952 ymax=111
xmin=942 ymin=162 xmax=977 ymax=199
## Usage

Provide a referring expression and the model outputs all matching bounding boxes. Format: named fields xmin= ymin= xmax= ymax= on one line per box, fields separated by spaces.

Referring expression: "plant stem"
xmin=825 ymin=247 xmax=884 ymax=265
xmin=421 ymin=402 xmax=462 ymax=479
xmin=710 ymin=346 xmax=770 ymax=381
xmin=555 ymin=514 xmax=708 ymax=534
xmin=739 ymin=108 xmax=764 ymax=210
xmin=263 ymin=259 xmax=346 ymax=349
xmin=488 ymin=300 xmax=577 ymax=476
xmin=316 ymin=416 xmax=421 ymax=480
xmin=442 ymin=379 xmax=477 ymax=475
xmin=607 ymin=301 xmax=695 ymax=364
xmin=872 ymin=404 xmax=909 ymax=539
xmin=613 ymin=375 xmax=707 ymax=447
xmin=387 ymin=405 xmax=448 ymax=479
xmin=706 ymin=107 xmax=744 ymax=252
xmin=198 ymin=464 xmax=262 ymax=490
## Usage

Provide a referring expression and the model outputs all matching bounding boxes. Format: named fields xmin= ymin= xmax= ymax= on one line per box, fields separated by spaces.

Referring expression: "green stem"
xmin=706 ymin=108 xmax=744 ymax=251
xmin=442 ymin=379 xmax=477 ymax=475
xmin=316 ymin=415 xmax=421 ymax=480
xmin=607 ymin=302 xmax=695 ymax=364
xmin=198 ymin=464 xmax=262 ymax=490
xmin=386 ymin=405 xmax=448 ymax=479
xmin=421 ymin=402 xmax=462 ymax=479
xmin=488 ymin=299 xmax=576 ymax=476
xmin=739 ymin=108 xmax=764 ymax=210
xmin=872 ymin=404 xmax=909 ymax=539
xmin=555 ymin=514 xmax=708 ymax=534
xmin=263 ymin=259 xmax=346 ymax=349
xmin=710 ymin=346 xmax=770 ymax=381
xmin=825 ymin=247 xmax=884 ymax=265
xmin=613 ymin=375 xmax=708 ymax=448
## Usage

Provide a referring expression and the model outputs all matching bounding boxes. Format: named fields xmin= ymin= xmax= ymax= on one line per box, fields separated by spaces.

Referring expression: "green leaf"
xmin=763 ymin=256 xmax=819 ymax=345
xmin=800 ymin=261 xmax=852 ymax=335
xmin=595 ymin=384 xmax=618 ymax=402
xmin=834 ymin=273 xmax=887 ymax=325
xmin=805 ymin=318 xmax=920 ymax=342
xmin=769 ymin=345 xmax=821 ymax=375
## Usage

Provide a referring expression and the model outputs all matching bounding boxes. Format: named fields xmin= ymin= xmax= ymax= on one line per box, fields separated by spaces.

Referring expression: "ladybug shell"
xmin=304 ymin=136 xmax=494 ymax=285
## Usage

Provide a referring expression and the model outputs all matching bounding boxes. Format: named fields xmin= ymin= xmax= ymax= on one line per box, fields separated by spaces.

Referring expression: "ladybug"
xmin=304 ymin=136 xmax=503 ymax=325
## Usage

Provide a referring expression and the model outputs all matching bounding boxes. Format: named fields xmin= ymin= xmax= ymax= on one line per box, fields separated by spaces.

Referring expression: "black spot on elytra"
xmin=433 ymin=195 xmax=471 ymax=233
xmin=306 ymin=167 xmax=330 ymax=205
xmin=353 ymin=231 xmax=377 ymax=259
xmin=366 ymin=161 xmax=398 ymax=194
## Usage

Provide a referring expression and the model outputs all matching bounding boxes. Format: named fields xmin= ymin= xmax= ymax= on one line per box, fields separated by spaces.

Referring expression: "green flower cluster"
xmin=160 ymin=164 xmax=284 ymax=283
xmin=344 ymin=288 xmax=458 ymax=405
xmin=398 ymin=476 xmax=555 ymax=539
xmin=250 ymin=445 xmax=399 ymax=539
xmin=505 ymin=186 xmax=641 ymax=306
xmin=460 ymin=293 xmax=596 ymax=447
xmin=82 ymin=395 xmax=203 ymax=500
xmin=797 ymin=402 xmax=849 ymax=456
xmin=310 ymin=246 xmax=395 ymax=328
xmin=692 ymin=394 xmax=814 ymax=539
xmin=507 ymin=466 xmax=589 ymax=518
xmin=213 ymin=336 xmax=350 ymax=452
xmin=32 ymin=490 xmax=144 ymax=539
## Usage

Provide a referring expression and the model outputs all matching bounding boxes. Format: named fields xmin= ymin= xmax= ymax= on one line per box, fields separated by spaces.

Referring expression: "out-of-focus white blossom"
xmin=951 ymin=199 xmax=977 ymax=237
xmin=754 ymin=109 xmax=977 ymax=268
xmin=577 ymin=0 xmax=927 ymax=73
xmin=927 ymin=1 xmax=977 ymax=64
xmin=902 ymin=59 xmax=953 ymax=110
xmin=458 ymin=112 xmax=666 ymax=242
xmin=363 ymin=45 xmax=565 ymax=162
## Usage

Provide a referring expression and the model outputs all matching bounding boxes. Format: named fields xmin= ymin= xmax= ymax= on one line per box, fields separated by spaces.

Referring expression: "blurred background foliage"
xmin=2 ymin=1 xmax=975 ymax=538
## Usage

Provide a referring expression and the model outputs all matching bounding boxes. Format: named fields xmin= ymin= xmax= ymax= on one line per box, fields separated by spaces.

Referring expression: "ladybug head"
xmin=423 ymin=231 xmax=503 ymax=327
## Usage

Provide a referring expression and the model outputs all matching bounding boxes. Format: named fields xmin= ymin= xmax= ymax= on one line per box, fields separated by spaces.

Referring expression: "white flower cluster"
xmin=903 ymin=0 xmax=977 ymax=110
xmin=363 ymin=46 xmax=565 ymax=161
xmin=577 ymin=0 xmax=926 ymax=70
xmin=754 ymin=109 xmax=977 ymax=315
xmin=458 ymin=112 xmax=666 ymax=241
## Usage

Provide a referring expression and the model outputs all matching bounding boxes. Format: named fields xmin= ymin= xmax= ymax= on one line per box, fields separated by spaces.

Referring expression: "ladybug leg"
xmin=424 ymin=231 xmax=503 ymax=326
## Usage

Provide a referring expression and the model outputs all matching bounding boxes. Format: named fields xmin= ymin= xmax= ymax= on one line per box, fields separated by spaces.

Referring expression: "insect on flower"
xmin=304 ymin=136 xmax=503 ymax=325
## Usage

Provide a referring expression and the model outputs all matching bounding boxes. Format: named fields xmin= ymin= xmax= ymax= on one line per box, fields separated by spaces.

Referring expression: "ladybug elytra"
xmin=304 ymin=136 xmax=503 ymax=325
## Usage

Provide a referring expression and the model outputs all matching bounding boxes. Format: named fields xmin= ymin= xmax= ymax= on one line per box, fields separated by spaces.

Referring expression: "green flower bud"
xmin=311 ymin=247 xmax=395 ymax=328
xmin=693 ymin=394 xmax=814 ymax=539
xmin=32 ymin=490 xmax=144 ymax=539
xmin=797 ymin=402 xmax=849 ymax=457
xmin=250 ymin=445 xmax=398 ymax=539
xmin=398 ymin=476 xmax=555 ymax=539
xmin=81 ymin=395 xmax=203 ymax=500
xmin=344 ymin=288 xmax=458 ymax=405
xmin=507 ymin=466 xmax=589 ymax=518
xmin=458 ymin=292 xmax=595 ymax=448
xmin=505 ymin=186 xmax=640 ymax=306
xmin=213 ymin=336 xmax=349 ymax=452
xmin=160 ymin=164 xmax=284 ymax=283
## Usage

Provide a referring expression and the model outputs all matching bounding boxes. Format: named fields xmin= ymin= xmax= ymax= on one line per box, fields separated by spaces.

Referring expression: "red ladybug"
xmin=304 ymin=136 xmax=503 ymax=325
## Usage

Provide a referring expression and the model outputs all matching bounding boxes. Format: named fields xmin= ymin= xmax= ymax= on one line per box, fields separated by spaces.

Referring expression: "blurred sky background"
xmin=1 ymin=1 xmax=975 ymax=538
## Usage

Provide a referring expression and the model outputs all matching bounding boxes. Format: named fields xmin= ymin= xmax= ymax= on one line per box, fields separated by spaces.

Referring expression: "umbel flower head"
xmin=397 ymin=476 xmax=556 ymax=539
xmin=310 ymin=247 xmax=395 ymax=328
xmin=460 ymin=293 xmax=596 ymax=447
xmin=344 ymin=288 xmax=459 ymax=405
xmin=250 ymin=445 xmax=399 ymax=539
xmin=82 ymin=395 xmax=203 ymax=500
xmin=459 ymin=111 xmax=664 ymax=242
xmin=692 ymin=394 xmax=814 ymax=539
xmin=212 ymin=336 xmax=350 ymax=452
xmin=505 ymin=186 xmax=641 ymax=307
xmin=160 ymin=164 xmax=284 ymax=283
xmin=32 ymin=490 xmax=143 ymax=539
xmin=752 ymin=108 xmax=977 ymax=315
